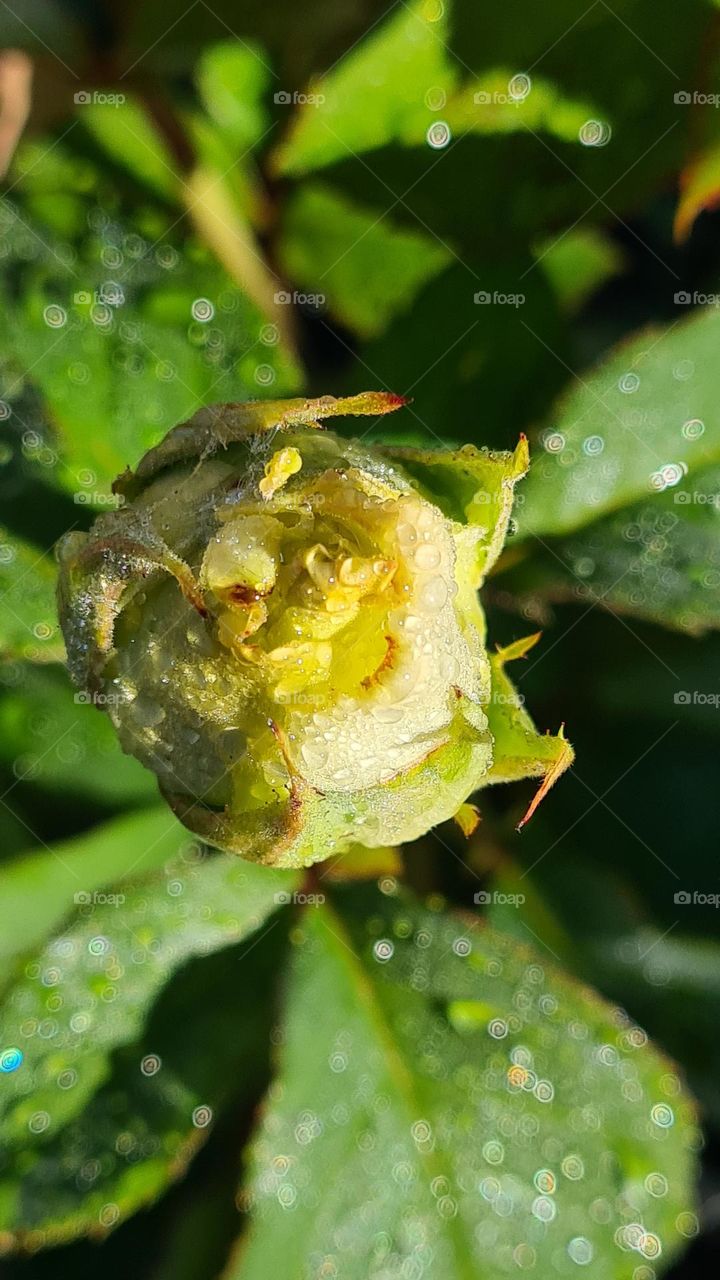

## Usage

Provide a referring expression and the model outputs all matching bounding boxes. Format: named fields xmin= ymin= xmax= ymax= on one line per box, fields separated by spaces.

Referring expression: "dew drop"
xmin=567 ymin=1236 xmax=594 ymax=1265
xmin=192 ymin=297 xmax=214 ymax=322
xmin=651 ymin=1102 xmax=674 ymax=1128
xmin=427 ymin=121 xmax=451 ymax=149
xmin=373 ymin=939 xmax=394 ymax=963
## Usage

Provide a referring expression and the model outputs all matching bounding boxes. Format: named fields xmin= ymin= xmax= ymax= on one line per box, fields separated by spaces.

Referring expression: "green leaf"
xmin=501 ymin=462 xmax=720 ymax=635
xmin=0 ymin=665 xmax=157 ymax=806
xmin=536 ymin=227 xmax=625 ymax=316
xmin=79 ymin=98 xmax=178 ymax=202
xmin=195 ymin=41 xmax=271 ymax=152
xmin=0 ymin=921 xmax=285 ymax=1250
xmin=184 ymin=114 xmax=265 ymax=227
xmin=449 ymin=0 xmax=709 ymax=220
xmin=288 ymin=0 xmax=706 ymax=256
xmin=184 ymin=66 xmax=270 ymax=231
xmin=78 ymin=89 xmax=280 ymax=326
xmin=272 ymin=0 xmax=452 ymax=176
xmin=0 ymin=183 xmax=303 ymax=497
xmin=0 ymin=806 xmax=27 ymax=861
xmin=516 ymin=308 xmax=720 ymax=540
xmin=489 ymin=849 xmax=720 ymax=1125
xmin=1 ymin=279 xmax=301 ymax=498
xmin=0 ymin=808 xmax=187 ymax=967
xmin=236 ymin=889 xmax=700 ymax=1279
xmin=484 ymin=856 xmax=578 ymax=971
xmin=590 ymin=928 xmax=720 ymax=1121
xmin=278 ymin=183 xmax=449 ymax=338
xmin=499 ymin=307 xmax=720 ymax=633
xmin=0 ymin=851 xmax=297 ymax=1156
xmin=0 ymin=531 xmax=63 ymax=663
xmin=272 ymin=0 xmax=595 ymax=178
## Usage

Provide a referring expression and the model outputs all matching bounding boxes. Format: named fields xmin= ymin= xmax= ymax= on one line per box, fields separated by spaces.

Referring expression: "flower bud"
xmin=57 ymin=393 xmax=570 ymax=867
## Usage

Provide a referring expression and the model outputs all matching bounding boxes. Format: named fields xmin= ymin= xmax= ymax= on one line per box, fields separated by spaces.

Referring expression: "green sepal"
xmin=162 ymin=692 xmax=492 ymax=869
xmin=484 ymin=632 xmax=574 ymax=828
xmin=114 ymin=392 xmax=408 ymax=500
xmin=381 ymin=436 xmax=529 ymax=584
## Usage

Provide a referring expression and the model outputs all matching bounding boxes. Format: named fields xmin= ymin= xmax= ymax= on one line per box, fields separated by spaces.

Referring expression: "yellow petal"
xmin=258 ymin=446 xmax=302 ymax=500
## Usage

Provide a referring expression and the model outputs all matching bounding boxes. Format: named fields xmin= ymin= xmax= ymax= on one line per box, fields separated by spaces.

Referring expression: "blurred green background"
xmin=1 ymin=0 xmax=720 ymax=1275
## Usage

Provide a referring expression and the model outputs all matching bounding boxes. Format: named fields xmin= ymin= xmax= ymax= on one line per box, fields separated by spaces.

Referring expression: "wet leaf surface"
xmin=236 ymin=887 xmax=699 ymax=1279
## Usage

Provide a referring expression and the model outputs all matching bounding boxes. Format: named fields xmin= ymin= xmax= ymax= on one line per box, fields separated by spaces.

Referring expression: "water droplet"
xmin=651 ymin=1102 xmax=674 ymax=1127
xmin=544 ymin=431 xmax=565 ymax=453
xmin=508 ymin=72 xmax=532 ymax=101
xmin=482 ymin=1139 xmax=504 ymax=1165
xmin=29 ymin=1110 xmax=50 ymax=1134
xmin=681 ymin=418 xmax=704 ymax=440
xmin=561 ymin=1154 xmax=585 ymax=1179
xmin=373 ymin=939 xmax=394 ymax=963
xmin=414 ymin=543 xmax=442 ymax=570
xmin=567 ymin=1236 xmax=594 ymax=1265
xmin=676 ymin=1211 xmax=699 ymax=1238
xmin=645 ymin=1172 xmax=668 ymax=1197
xmin=583 ymin=435 xmax=604 ymax=456
xmin=427 ymin=120 xmax=451 ymax=149
xmin=0 ymin=1047 xmax=23 ymax=1072
xmin=579 ymin=119 xmax=611 ymax=146
xmin=488 ymin=1018 xmax=508 ymax=1039
xmin=532 ymin=1195 xmax=556 ymax=1222
xmin=419 ymin=577 xmax=448 ymax=612
xmin=425 ymin=86 xmax=447 ymax=111
xmin=43 ymin=304 xmax=66 ymax=328
xmin=192 ymin=297 xmax=214 ymax=322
